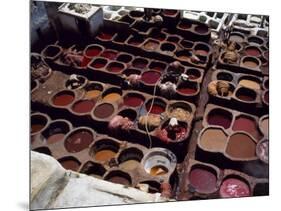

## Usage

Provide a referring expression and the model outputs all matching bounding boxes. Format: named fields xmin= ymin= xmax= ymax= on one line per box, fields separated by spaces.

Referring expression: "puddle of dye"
xmin=260 ymin=118 xmax=269 ymax=136
xmin=59 ymin=159 xmax=80 ymax=171
xmin=239 ymin=79 xmax=260 ymax=90
xmin=47 ymin=133 xmax=65 ymax=144
xmin=103 ymin=93 xmax=121 ymax=103
xmin=65 ymin=130 xmax=93 ymax=153
xmin=146 ymin=103 xmax=165 ymax=114
xmin=101 ymin=51 xmax=117 ymax=60
xmin=232 ymin=116 xmax=258 ymax=139
xmin=149 ymin=165 xmax=168 ymax=176
xmin=144 ymin=41 xmax=159 ymax=51
xmin=85 ymin=90 xmax=101 ymax=99
xmin=207 ymin=111 xmax=232 ymax=129
xmin=219 ymin=178 xmax=250 ymax=198
xmin=229 ymin=35 xmax=244 ymax=43
xmin=94 ymin=150 xmax=116 ymax=161
xmin=189 ymin=168 xmax=217 ymax=194
xmin=195 ymin=49 xmax=208 ymax=56
xmin=72 ymin=100 xmax=95 ymax=113
xmin=243 ymin=60 xmax=258 ymax=68
xmin=141 ymin=71 xmax=161 ymax=84
xmin=108 ymin=176 xmax=130 ymax=185
xmin=53 ymin=94 xmax=74 ymax=106
xmin=245 ymin=47 xmax=261 ymax=57
xmin=124 ymin=95 xmax=144 ymax=107
xmin=226 ymin=133 xmax=256 ymax=159
xmin=200 ymin=128 xmax=227 ymax=151
xmin=94 ymin=103 xmax=114 ymax=119
xmin=177 ymin=87 xmax=197 ymax=95
xmin=31 ymin=124 xmax=45 ymax=133
xmin=85 ymin=48 xmax=101 ymax=57
xmin=120 ymin=160 xmax=139 ymax=170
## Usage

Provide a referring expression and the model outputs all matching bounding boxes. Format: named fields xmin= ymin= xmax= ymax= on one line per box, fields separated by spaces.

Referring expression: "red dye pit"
xmin=141 ymin=71 xmax=161 ymax=84
xmin=233 ymin=116 xmax=258 ymax=139
xmin=53 ymin=93 xmax=74 ymax=106
xmin=72 ymin=100 xmax=96 ymax=113
xmin=207 ymin=110 xmax=232 ymax=129
xmin=219 ymin=178 xmax=250 ymax=198
xmin=100 ymin=51 xmax=118 ymax=60
xmin=123 ymin=95 xmax=144 ymax=107
xmin=177 ymin=87 xmax=197 ymax=95
xmin=146 ymin=103 xmax=165 ymax=114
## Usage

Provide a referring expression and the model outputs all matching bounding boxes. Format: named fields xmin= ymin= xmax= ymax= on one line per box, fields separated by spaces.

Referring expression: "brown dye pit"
xmin=149 ymin=165 xmax=168 ymax=176
xmin=144 ymin=40 xmax=159 ymax=51
xmin=94 ymin=103 xmax=114 ymax=119
xmin=52 ymin=92 xmax=75 ymax=106
xmin=94 ymin=150 xmax=116 ymax=162
xmin=72 ymin=100 xmax=96 ymax=113
xmin=120 ymin=160 xmax=140 ymax=171
xmin=65 ymin=130 xmax=93 ymax=153
xmin=239 ymin=79 xmax=260 ymax=90
xmin=59 ymin=158 xmax=80 ymax=171
xmin=107 ymin=176 xmax=131 ymax=185
xmin=32 ymin=124 xmax=45 ymax=134
xmin=200 ymin=128 xmax=228 ymax=151
xmin=243 ymin=60 xmax=258 ymax=68
xmin=226 ymin=133 xmax=256 ymax=159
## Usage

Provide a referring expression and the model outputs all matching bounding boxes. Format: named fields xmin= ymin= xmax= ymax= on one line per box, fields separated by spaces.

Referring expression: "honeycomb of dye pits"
xmin=93 ymin=102 xmax=115 ymax=119
xmin=71 ymin=99 xmax=96 ymax=114
xmin=219 ymin=177 xmax=251 ymax=198
xmin=90 ymin=138 xmax=120 ymax=162
xmin=188 ymin=165 xmax=218 ymax=194
xmin=199 ymin=127 xmax=228 ymax=152
xmin=58 ymin=156 xmax=81 ymax=171
xmin=225 ymin=133 xmax=257 ymax=160
xmin=64 ymin=128 xmax=94 ymax=153
xmin=256 ymin=138 xmax=269 ymax=164
xmin=51 ymin=90 xmax=75 ymax=107
xmin=206 ymin=108 xmax=233 ymax=129
xmin=41 ymin=120 xmax=72 ymax=145
xmin=259 ymin=115 xmax=269 ymax=137
xmin=31 ymin=113 xmax=49 ymax=135
xmin=123 ymin=92 xmax=145 ymax=107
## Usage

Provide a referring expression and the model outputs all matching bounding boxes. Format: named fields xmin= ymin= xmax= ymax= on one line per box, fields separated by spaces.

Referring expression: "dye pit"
xmin=31 ymin=2 xmax=269 ymax=202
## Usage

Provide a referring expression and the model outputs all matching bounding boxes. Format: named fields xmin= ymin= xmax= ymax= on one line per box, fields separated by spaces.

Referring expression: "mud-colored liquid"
xmin=120 ymin=160 xmax=139 ymax=171
xmin=219 ymin=178 xmax=250 ymax=198
xmin=47 ymin=133 xmax=65 ymax=144
xmin=243 ymin=60 xmax=258 ymax=68
xmin=94 ymin=150 xmax=116 ymax=162
xmin=239 ymin=79 xmax=260 ymax=90
xmin=94 ymin=103 xmax=114 ymax=119
xmin=200 ymin=128 xmax=227 ymax=151
xmin=189 ymin=168 xmax=217 ymax=194
xmin=226 ymin=133 xmax=256 ymax=159
xmin=72 ymin=100 xmax=95 ymax=113
xmin=65 ymin=130 xmax=93 ymax=153
xmin=53 ymin=93 xmax=74 ymax=106
xmin=59 ymin=159 xmax=80 ymax=171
